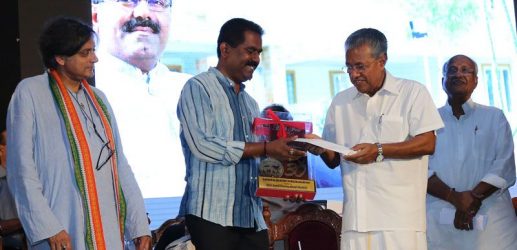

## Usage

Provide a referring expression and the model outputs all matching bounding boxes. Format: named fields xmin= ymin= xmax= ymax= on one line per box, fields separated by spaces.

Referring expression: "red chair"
xmin=264 ymin=203 xmax=341 ymax=250
xmin=512 ymin=197 xmax=517 ymax=216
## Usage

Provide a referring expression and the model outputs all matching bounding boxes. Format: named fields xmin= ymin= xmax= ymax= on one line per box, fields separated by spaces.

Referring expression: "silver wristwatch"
xmin=375 ymin=142 xmax=384 ymax=162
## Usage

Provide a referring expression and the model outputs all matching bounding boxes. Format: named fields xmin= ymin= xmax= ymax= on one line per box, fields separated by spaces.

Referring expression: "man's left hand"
xmin=134 ymin=235 xmax=152 ymax=250
xmin=302 ymin=134 xmax=327 ymax=155
xmin=453 ymin=210 xmax=474 ymax=231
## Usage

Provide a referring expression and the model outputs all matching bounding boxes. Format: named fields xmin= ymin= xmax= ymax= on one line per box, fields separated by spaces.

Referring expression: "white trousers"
xmin=341 ymin=231 xmax=427 ymax=250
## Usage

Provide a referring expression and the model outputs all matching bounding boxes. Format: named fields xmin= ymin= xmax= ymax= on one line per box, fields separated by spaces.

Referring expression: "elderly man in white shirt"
xmin=310 ymin=28 xmax=443 ymax=250
xmin=426 ymin=54 xmax=517 ymax=250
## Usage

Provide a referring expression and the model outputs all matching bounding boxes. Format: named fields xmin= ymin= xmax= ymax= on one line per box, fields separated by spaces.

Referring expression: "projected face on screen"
xmin=91 ymin=0 xmax=192 ymax=200
xmin=92 ymin=0 xmax=172 ymax=72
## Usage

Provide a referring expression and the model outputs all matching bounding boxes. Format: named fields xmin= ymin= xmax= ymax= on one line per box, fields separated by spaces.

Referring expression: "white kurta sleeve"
xmin=480 ymin=110 xmax=516 ymax=190
xmin=408 ymin=85 xmax=444 ymax=137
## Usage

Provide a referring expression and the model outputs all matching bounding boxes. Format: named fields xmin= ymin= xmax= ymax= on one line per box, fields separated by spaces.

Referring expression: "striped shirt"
xmin=177 ymin=67 xmax=266 ymax=230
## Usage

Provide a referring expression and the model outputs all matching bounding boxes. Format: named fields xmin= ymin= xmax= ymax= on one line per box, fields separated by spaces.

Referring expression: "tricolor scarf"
xmin=48 ymin=70 xmax=127 ymax=250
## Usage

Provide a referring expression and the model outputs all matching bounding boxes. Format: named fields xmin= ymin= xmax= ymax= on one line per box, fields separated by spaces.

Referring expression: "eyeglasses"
xmin=96 ymin=139 xmax=115 ymax=171
xmin=445 ymin=66 xmax=476 ymax=77
xmin=77 ymin=48 xmax=96 ymax=58
xmin=90 ymin=115 xmax=115 ymax=171
xmin=89 ymin=112 xmax=115 ymax=170
xmin=342 ymin=61 xmax=375 ymax=73
xmin=70 ymin=88 xmax=115 ymax=171
xmin=103 ymin=0 xmax=172 ymax=12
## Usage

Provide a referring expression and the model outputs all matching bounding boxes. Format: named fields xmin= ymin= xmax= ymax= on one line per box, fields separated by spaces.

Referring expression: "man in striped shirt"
xmin=177 ymin=18 xmax=305 ymax=250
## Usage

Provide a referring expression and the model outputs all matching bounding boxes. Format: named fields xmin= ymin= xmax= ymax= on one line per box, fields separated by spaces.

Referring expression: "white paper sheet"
xmin=295 ymin=138 xmax=356 ymax=155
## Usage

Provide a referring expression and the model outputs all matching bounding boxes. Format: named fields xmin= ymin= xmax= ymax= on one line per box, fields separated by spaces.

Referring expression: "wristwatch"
xmin=375 ymin=142 xmax=384 ymax=162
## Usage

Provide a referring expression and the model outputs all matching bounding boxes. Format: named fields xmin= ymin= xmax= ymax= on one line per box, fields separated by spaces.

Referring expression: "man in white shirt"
xmin=92 ymin=0 xmax=191 ymax=198
xmin=312 ymin=28 xmax=443 ymax=250
xmin=426 ymin=54 xmax=517 ymax=250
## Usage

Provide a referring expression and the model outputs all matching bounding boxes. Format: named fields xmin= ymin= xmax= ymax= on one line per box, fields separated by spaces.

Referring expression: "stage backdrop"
xmin=91 ymin=0 xmax=517 ymax=198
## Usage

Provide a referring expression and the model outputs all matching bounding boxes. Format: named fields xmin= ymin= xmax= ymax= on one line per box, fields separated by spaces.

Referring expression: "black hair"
xmin=263 ymin=103 xmax=289 ymax=113
xmin=261 ymin=104 xmax=293 ymax=121
xmin=216 ymin=18 xmax=264 ymax=58
xmin=345 ymin=28 xmax=388 ymax=59
xmin=39 ymin=17 xmax=96 ymax=69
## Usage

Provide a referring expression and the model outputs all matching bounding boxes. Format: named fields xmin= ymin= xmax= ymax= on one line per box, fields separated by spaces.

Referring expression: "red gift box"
xmin=252 ymin=110 xmax=316 ymax=200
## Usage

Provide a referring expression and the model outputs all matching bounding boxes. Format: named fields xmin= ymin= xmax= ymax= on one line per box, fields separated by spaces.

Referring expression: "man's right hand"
xmin=449 ymin=190 xmax=481 ymax=215
xmin=266 ymin=136 xmax=306 ymax=162
xmin=449 ymin=190 xmax=481 ymax=231
xmin=48 ymin=230 xmax=72 ymax=250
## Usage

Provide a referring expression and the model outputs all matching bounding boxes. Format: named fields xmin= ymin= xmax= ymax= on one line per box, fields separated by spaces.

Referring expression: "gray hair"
xmin=345 ymin=28 xmax=387 ymax=59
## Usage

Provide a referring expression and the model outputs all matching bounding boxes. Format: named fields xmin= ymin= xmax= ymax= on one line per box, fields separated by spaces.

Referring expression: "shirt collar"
xmin=444 ymin=98 xmax=476 ymax=117
xmin=209 ymin=67 xmax=247 ymax=91
xmin=96 ymin=50 xmax=168 ymax=81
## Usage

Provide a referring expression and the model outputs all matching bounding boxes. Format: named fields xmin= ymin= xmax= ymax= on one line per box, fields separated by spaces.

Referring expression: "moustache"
xmin=122 ymin=18 xmax=161 ymax=34
xmin=449 ymin=77 xmax=466 ymax=85
xmin=351 ymin=77 xmax=367 ymax=83
xmin=246 ymin=61 xmax=259 ymax=68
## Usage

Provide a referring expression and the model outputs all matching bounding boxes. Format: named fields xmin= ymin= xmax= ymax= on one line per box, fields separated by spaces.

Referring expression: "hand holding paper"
xmin=341 ymin=143 xmax=383 ymax=164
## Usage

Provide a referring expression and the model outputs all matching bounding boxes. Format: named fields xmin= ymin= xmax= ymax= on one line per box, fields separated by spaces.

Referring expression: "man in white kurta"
xmin=92 ymin=0 xmax=192 ymax=198
xmin=318 ymin=28 xmax=443 ymax=250
xmin=426 ymin=55 xmax=517 ymax=250
xmin=94 ymin=52 xmax=191 ymax=198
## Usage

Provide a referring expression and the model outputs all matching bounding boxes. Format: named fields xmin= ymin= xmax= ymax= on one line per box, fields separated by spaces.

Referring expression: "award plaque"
xmin=252 ymin=111 xmax=316 ymax=200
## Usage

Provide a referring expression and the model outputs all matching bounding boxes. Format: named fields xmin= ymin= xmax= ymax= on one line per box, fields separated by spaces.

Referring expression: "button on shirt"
xmin=322 ymin=71 xmax=443 ymax=232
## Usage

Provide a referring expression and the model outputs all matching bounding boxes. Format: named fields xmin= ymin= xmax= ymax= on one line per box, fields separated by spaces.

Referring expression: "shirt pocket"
xmin=472 ymin=128 xmax=492 ymax=161
xmin=379 ymin=115 xmax=405 ymax=143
